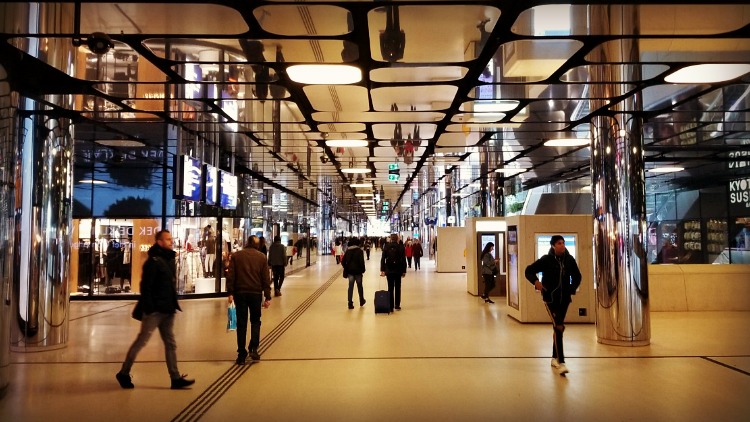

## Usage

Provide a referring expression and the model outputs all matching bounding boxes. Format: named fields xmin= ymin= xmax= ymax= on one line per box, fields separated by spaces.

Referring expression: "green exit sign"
xmin=388 ymin=173 xmax=400 ymax=181
xmin=388 ymin=163 xmax=399 ymax=171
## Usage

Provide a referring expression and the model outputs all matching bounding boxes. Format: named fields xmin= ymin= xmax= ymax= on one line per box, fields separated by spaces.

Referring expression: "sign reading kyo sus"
xmin=730 ymin=177 xmax=750 ymax=211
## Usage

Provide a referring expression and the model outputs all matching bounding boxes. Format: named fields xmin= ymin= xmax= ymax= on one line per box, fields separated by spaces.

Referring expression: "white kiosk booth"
xmin=436 ymin=226 xmax=467 ymax=272
xmin=505 ymin=214 xmax=595 ymax=323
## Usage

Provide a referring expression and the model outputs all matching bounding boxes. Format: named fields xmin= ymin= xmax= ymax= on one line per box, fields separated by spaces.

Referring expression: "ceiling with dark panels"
xmin=2 ymin=1 xmax=750 ymax=219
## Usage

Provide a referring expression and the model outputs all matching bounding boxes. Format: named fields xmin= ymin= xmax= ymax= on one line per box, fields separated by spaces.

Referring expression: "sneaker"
xmin=395 ymin=306 xmax=401 ymax=311
xmin=359 ymin=299 xmax=366 ymax=307
xmin=550 ymin=358 xmax=560 ymax=369
xmin=116 ymin=372 xmax=134 ymax=389
xmin=557 ymin=363 xmax=569 ymax=375
xmin=250 ymin=349 xmax=261 ymax=361
xmin=170 ymin=375 xmax=195 ymax=389
xmin=348 ymin=303 xmax=354 ymax=309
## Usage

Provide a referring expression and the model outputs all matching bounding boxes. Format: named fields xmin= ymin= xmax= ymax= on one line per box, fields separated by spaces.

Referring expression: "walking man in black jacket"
xmin=380 ymin=234 xmax=407 ymax=311
xmin=341 ymin=237 xmax=366 ymax=309
xmin=524 ymin=235 xmax=581 ymax=376
xmin=116 ymin=230 xmax=195 ymax=389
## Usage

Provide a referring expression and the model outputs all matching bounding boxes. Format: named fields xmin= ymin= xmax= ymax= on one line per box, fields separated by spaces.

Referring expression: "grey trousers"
xmin=121 ymin=312 xmax=180 ymax=380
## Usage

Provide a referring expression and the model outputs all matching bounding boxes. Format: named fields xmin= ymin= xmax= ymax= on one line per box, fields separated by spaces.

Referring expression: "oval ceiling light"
xmin=544 ymin=138 xmax=590 ymax=147
xmin=355 ymin=193 xmax=374 ymax=197
xmin=325 ymin=139 xmax=369 ymax=147
xmin=664 ymin=64 xmax=750 ymax=83
xmin=341 ymin=168 xmax=371 ymax=174
xmin=648 ymin=166 xmax=684 ymax=173
xmin=287 ymin=64 xmax=362 ymax=84
xmin=78 ymin=179 xmax=108 ymax=185
xmin=495 ymin=168 xmax=526 ymax=175
xmin=350 ymin=183 xmax=372 ymax=188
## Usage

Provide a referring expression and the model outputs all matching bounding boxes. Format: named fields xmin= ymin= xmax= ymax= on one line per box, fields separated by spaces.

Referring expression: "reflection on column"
xmin=12 ymin=101 xmax=74 ymax=351
xmin=589 ymin=5 xmax=650 ymax=346
xmin=0 ymin=65 xmax=18 ymax=395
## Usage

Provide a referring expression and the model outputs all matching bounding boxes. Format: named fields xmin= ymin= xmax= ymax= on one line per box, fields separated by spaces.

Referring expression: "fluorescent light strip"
xmin=648 ymin=166 xmax=684 ymax=173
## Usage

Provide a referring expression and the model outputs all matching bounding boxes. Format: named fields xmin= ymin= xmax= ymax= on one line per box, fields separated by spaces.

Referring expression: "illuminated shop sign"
xmin=174 ymin=155 xmax=202 ymax=201
xmin=204 ymin=164 xmax=218 ymax=205
xmin=220 ymin=170 xmax=238 ymax=209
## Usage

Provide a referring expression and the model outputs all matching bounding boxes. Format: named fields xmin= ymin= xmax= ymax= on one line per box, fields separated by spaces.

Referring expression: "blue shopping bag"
xmin=227 ymin=302 xmax=237 ymax=332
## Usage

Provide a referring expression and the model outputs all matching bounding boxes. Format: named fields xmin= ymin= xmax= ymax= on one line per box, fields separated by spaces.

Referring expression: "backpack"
xmin=384 ymin=243 xmax=401 ymax=270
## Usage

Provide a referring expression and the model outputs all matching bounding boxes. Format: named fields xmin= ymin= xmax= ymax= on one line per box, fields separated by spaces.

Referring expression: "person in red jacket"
xmin=404 ymin=239 xmax=413 ymax=269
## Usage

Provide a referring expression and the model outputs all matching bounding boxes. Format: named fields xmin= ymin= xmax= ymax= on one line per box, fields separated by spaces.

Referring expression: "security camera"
xmin=87 ymin=32 xmax=113 ymax=55
xmin=320 ymin=155 xmax=328 ymax=164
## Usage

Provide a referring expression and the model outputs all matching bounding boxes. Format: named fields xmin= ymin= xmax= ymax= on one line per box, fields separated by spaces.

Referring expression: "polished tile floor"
xmin=1 ymin=256 xmax=749 ymax=421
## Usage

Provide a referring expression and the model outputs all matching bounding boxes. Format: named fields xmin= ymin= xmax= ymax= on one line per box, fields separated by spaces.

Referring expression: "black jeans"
xmin=271 ymin=265 xmax=285 ymax=292
xmin=482 ymin=274 xmax=495 ymax=297
xmin=544 ymin=298 xmax=571 ymax=363
xmin=414 ymin=256 xmax=421 ymax=270
xmin=406 ymin=256 xmax=412 ymax=268
xmin=386 ymin=273 xmax=402 ymax=310
xmin=347 ymin=274 xmax=364 ymax=305
xmin=234 ymin=292 xmax=263 ymax=355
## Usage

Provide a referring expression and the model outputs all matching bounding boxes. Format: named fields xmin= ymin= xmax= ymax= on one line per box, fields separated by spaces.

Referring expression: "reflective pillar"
xmin=589 ymin=5 xmax=650 ymax=346
xmin=7 ymin=3 xmax=77 ymax=351
xmin=11 ymin=101 xmax=75 ymax=351
xmin=0 ymin=65 xmax=18 ymax=396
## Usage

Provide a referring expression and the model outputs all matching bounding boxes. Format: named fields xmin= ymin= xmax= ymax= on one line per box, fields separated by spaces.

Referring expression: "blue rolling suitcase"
xmin=374 ymin=290 xmax=390 ymax=314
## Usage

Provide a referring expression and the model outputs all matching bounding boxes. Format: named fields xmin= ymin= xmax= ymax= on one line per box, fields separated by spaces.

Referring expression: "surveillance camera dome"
xmin=87 ymin=32 xmax=113 ymax=55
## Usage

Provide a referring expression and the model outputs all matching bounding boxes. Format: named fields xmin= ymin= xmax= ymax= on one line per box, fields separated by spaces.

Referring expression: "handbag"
xmin=131 ymin=299 xmax=143 ymax=321
xmin=227 ymin=302 xmax=237 ymax=332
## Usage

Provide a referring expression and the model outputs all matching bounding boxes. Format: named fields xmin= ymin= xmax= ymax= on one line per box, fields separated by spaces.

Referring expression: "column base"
xmin=597 ymin=337 xmax=650 ymax=347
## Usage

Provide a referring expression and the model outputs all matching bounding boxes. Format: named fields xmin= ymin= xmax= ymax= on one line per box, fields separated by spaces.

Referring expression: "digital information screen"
xmin=220 ymin=170 xmax=238 ymax=209
xmin=535 ymin=234 xmax=578 ymax=260
xmin=204 ymin=164 xmax=218 ymax=205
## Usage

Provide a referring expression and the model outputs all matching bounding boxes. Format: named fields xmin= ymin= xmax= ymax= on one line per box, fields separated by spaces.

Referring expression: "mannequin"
xmin=203 ymin=224 xmax=216 ymax=277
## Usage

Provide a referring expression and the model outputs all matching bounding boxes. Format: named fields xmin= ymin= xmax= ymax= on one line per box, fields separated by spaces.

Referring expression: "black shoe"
xmin=236 ymin=352 xmax=247 ymax=365
xmin=250 ymin=349 xmax=261 ymax=361
xmin=274 ymin=290 xmax=282 ymax=297
xmin=348 ymin=303 xmax=354 ymax=309
xmin=395 ymin=306 xmax=401 ymax=310
xmin=116 ymin=372 xmax=134 ymax=389
xmin=360 ymin=299 xmax=366 ymax=307
xmin=485 ymin=298 xmax=495 ymax=304
xmin=170 ymin=375 xmax=195 ymax=389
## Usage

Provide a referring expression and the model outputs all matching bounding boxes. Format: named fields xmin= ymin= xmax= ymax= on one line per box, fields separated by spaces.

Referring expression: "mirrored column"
xmin=589 ymin=5 xmax=650 ymax=346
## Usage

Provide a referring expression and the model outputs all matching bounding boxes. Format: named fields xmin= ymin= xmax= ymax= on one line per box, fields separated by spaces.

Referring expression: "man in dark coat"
xmin=380 ymin=233 xmax=407 ymax=311
xmin=116 ymin=230 xmax=195 ymax=390
xmin=524 ymin=235 xmax=582 ymax=376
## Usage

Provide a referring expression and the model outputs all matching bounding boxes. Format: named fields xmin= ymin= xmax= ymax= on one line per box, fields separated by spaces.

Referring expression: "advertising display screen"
xmin=507 ymin=226 xmax=519 ymax=310
xmin=220 ymin=170 xmax=238 ymax=209
xmin=204 ymin=164 xmax=218 ymax=205
xmin=175 ymin=155 xmax=202 ymax=201
xmin=535 ymin=234 xmax=578 ymax=260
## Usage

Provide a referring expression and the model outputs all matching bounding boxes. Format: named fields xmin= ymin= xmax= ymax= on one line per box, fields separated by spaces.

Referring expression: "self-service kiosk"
xmin=504 ymin=214 xmax=595 ymax=323
xmin=466 ymin=218 xmax=506 ymax=297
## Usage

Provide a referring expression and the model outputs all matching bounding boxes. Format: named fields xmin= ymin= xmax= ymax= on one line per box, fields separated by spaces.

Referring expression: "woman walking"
xmin=480 ymin=242 xmax=499 ymax=303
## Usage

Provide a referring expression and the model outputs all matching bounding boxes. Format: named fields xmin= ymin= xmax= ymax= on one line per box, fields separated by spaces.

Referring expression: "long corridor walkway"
xmin=1 ymin=255 xmax=749 ymax=421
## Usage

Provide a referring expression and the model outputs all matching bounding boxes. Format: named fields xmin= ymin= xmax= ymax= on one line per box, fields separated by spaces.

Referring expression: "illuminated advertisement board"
xmin=175 ymin=155 xmax=202 ymax=201
xmin=204 ymin=164 xmax=218 ymax=205
xmin=220 ymin=170 xmax=238 ymax=209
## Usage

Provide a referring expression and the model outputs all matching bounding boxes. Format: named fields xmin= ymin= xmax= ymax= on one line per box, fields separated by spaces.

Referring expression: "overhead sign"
xmin=388 ymin=173 xmax=400 ymax=181
xmin=388 ymin=163 xmax=399 ymax=171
